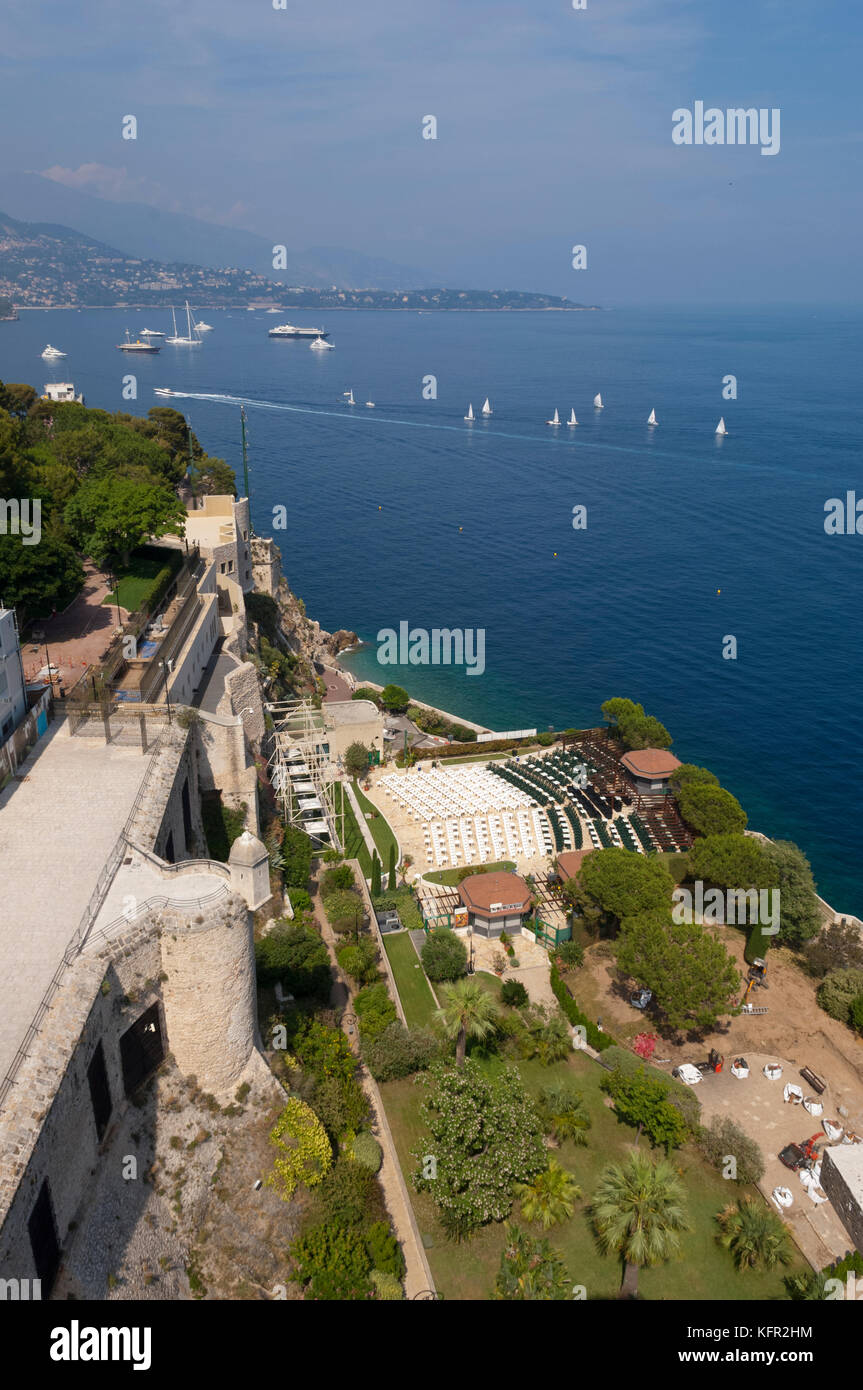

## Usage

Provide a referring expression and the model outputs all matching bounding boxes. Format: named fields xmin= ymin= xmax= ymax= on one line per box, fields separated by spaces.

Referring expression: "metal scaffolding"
xmin=267 ymin=697 xmax=345 ymax=851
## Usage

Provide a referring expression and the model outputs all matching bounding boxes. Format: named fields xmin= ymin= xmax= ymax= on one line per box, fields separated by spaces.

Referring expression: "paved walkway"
xmin=313 ymin=875 xmax=436 ymax=1299
xmin=471 ymin=931 xmax=557 ymax=1009
xmin=19 ymin=561 xmax=124 ymax=691
xmin=343 ymin=780 xmax=378 ymax=867
xmin=0 ymin=720 xmax=152 ymax=1081
xmin=321 ymin=667 xmax=353 ymax=703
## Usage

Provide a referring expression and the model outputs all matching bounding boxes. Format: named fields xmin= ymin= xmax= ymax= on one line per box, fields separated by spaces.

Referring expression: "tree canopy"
xmin=601 ymin=697 xmax=673 ymax=751
xmin=687 ymin=833 xmax=778 ymax=891
xmin=669 ymin=763 xmax=719 ymax=795
xmin=617 ymin=911 xmax=741 ymax=1032
xmin=573 ymin=847 xmax=674 ymax=933
xmin=676 ymin=782 xmax=748 ymax=837
xmin=763 ymin=839 xmax=822 ymax=947
xmin=64 ymin=471 xmax=185 ymax=566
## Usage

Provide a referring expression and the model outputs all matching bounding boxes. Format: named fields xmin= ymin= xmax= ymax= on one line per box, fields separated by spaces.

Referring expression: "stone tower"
xmin=158 ymin=892 xmax=257 ymax=1095
xmin=229 ymin=830 xmax=271 ymax=911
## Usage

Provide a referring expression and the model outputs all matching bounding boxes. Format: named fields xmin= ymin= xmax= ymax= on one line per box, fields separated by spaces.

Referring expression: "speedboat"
xmin=309 ymin=336 xmax=333 ymax=351
xmin=139 ymin=328 xmax=166 ymax=338
xmin=154 ymin=387 xmax=175 ymax=397
xmin=41 ymin=345 xmax=66 ymax=359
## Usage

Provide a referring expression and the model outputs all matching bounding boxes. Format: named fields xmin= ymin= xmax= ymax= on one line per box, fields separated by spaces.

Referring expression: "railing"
xmin=82 ymin=883 xmax=230 ymax=953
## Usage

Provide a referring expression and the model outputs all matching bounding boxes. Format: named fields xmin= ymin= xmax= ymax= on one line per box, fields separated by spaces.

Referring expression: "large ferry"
xmin=268 ymin=322 xmax=329 ymax=339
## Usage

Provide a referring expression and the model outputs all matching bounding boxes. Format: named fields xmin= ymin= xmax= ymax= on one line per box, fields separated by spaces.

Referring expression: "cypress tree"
xmin=371 ymin=852 xmax=382 ymax=897
xmin=387 ymin=842 xmax=397 ymax=891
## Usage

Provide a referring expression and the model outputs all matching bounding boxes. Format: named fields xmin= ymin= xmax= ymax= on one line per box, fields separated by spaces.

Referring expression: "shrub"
xmin=365 ymin=1221 xmax=405 ymax=1278
xmin=601 ymin=1066 xmax=689 ymax=1153
xmin=311 ymin=1074 xmax=370 ymax=1141
xmin=804 ymin=923 xmax=863 ymax=979
xmin=598 ymin=1045 xmax=701 ymax=1132
xmin=421 ymin=927 xmax=468 ymax=982
xmin=850 ymin=995 xmax=863 ymax=1034
xmin=322 ymin=887 xmax=364 ymax=934
xmin=254 ymin=923 xmax=331 ymax=999
xmin=322 ymin=864 xmax=356 ymax=894
xmin=501 ymin=979 xmax=529 ymax=1008
xmin=290 ymin=1222 xmax=372 ymax=1300
xmin=364 ymin=1022 xmax=439 ymax=1082
xmin=352 ymin=1131 xmax=383 ymax=1174
xmin=817 ymin=968 xmax=863 ymax=1026
xmin=745 ymin=922 xmax=774 ymax=965
xmin=355 ymin=982 xmax=397 ymax=1042
xmin=265 ymin=1099 xmax=333 ymax=1199
xmin=336 ymin=938 xmax=379 ymax=985
xmin=287 ymin=887 xmax=312 ymax=913
xmin=536 ymin=731 xmax=555 ymax=746
xmin=312 ymin=1155 xmax=387 ymax=1228
xmin=293 ymin=1018 xmax=357 ymax=1084
xmin=282 ymin=827 xmax=313 ymax=888
xmin=554 ymin=940 xmax=584 ymax=970
xmin=371 ymin=1270 xmax=404 ymax=1300
xmin=698 ymin=1115 xmax=765 ymax=1185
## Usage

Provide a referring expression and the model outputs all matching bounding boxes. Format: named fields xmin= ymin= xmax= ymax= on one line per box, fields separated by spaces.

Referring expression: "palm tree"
xmin=514 ymin=1158 xmax=581 ymax=1229
xmin=592 ymin=1151 xmax=690 ymax=1299
xmin=715 ymin=1196 xmax=793 ymax=1271
xmin=535 ymin=1014 xmax=572 ymax=1065
xmin=538 ymin=1084 xmax=591 ymax=1146
xmin=434 ymin=978 xmax=499 ymax=1066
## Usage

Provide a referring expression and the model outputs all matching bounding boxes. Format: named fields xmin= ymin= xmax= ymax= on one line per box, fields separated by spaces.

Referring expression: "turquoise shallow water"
xmin=1 ymin=304 xmax=860 ymax=912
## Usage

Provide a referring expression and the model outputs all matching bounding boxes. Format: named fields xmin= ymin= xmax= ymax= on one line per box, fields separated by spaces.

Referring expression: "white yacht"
xmin=546 ymin=408 xmax=560 ymax=426
xmin=139 ymin=328 xmax=166 ymax=338
xmin=194 ymin=320 xmax=213 ymax=332
xmin=117 ymin=332 xmax=160 ymax=354
xmin=593 ymin=393 xmax=604 ymax=410
xmin=165 ymin=303 xmax=201 ymax=346
xmin=41 ymin=345 xmax=66 ymax=359
xmin=716 ymin=417 xmax=728 ymax=436
xmin=647 ymin=408 xmax=658 ymax=426
xmin=464 ymin=403 xmax=475 ymax=421
xmin=309 ymin=336 xmax=333 ymax=351
xmin=269 ymin=322 xmax=328 ymax=339
xmin=481 ymin=397 xmax=492 ymax=416
xmin=567 ymin=409 xmax=578 ymax=427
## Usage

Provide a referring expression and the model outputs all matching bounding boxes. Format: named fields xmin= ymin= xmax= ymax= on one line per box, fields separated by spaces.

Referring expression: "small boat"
xmin=344 ymin=389 xmax=356 ymax=406
xmin=481 ymin=397 xmax=492 ymax=416
xmin=593 ymin=393 xmax=604 ymax=410
xmin=194 ymin=321 xmax=213 ymax=332
xmin=647 ymin=408 xmax=658 ymax=426
xmin=567 ymin=409 xmax=578 ymax=427
xmin=139 ymin=328 xmax=166 ymax=338
xmin=716 ymin=417 xmax=728 ymax=436
xmin=41 ymin=345 xmax=66 ymax=359
xmin=546 ymin=408 xmax=560 ymax=426
xmin=154 ymin=387 xmax=175 ymax=397
xmin=309 ymin=336 xmax=333 ymax=351
xmin=266 ymin=307 xmax=280 ymax=313
xmin=464 ymin=403 xmax=475 ymax=421
xmin=365 ymin=401 xmax=375 ymax=408
xmin=117 ymin=332 xmax=160 ymax=354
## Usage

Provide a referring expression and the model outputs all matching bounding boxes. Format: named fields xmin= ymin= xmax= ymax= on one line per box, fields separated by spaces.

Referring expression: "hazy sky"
xmin=1 ymin=0 xmax=861 ymax=302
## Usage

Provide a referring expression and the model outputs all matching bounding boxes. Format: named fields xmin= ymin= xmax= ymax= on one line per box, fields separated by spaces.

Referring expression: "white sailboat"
xmin=547 ymin=408 xmax=561 ymax=426
xmin=481 ymin=397 xmax=492 ymax=416
xmin=344 ymin=389 xmax=356 ymax=406
xmin=715 ymin=417 xmax=728 ymax=436
xmin=567 ymin=409 xmax=578 ymax=427
xmin=464 ymin=403 xmax=475 ymax=421
xmin=166 ymin=302 xmax=201 ymax=346
xmin=593 ymin=393 xmax=604 ymax=409
xmin=647 ymin=408 xmax=658 ymax=426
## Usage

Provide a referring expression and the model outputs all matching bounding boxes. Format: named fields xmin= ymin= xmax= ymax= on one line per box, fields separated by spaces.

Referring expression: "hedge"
xmin=549 ymin=963 xmax=614 ymax=1051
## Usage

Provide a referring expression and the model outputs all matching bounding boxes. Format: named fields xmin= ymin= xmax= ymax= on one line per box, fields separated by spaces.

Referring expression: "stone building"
xmin=821 ymin=1146 xmax=863 ymax=1254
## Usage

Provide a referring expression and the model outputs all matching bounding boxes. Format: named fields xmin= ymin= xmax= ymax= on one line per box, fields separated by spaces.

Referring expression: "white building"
xmin=0 ymin=608 xmax=27 ymax=742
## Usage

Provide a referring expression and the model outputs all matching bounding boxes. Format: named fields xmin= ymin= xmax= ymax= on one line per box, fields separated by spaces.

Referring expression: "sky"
xmin=1 ymin=0 xmax=861 ymax=303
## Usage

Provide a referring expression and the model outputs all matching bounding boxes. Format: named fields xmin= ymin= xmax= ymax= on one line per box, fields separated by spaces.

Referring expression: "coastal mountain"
xmin=0 ymin=210 xmax=593 ymax=311
xmin=1 ymin=172 xmax=434 ymax=291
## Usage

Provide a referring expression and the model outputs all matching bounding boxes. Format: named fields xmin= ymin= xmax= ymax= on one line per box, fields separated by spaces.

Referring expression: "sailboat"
xmin=165 ymin=302 xmax=201 ymax=346
xmin=647 ymin=408 xmax=658 ymax=426
xmin=546 ymin=408 xmax=560 ymax=426
xmin=365 ymin=400 xmax=375 ymax=408
xmin=715 ymin=417 xmax=728 ymax=436
xmin=464 ymin=403 xmax=475 ymax=421
xmin=481 ymin=397 xmax=492 ymax=416
xmin=344 ymin=389 xmax=356 ymax=406
xmin=567 ymin=409 xmax=578 ymax=427
xmin=593 ymin=393 xmax=604 ymax=410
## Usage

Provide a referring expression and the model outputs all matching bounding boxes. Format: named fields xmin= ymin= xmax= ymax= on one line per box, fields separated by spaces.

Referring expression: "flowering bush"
xmin=633 ymin=1032 xmax=657 ymax=1061
xmin=266 ymin=1099 xmax=333 ymax=1199
xmin=413 ymin=1060 xmax=546 ymax=1236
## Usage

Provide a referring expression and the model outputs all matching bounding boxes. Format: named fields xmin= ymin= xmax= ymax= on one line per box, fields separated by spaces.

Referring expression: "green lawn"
xmin=424 ymin=861 xmax=515 ymax=886
xmin=101 ymin=547 xmax=181 ymax=615
xmin=380 ymin=1050 xmax=806 ymax=1302
xmin=382 ymin=931 xmax=439 ymax=1028
xmin=333 ymin=782 xmax=372 ymax=875
xmin=352 ymin=779 xmax=398 ymax=867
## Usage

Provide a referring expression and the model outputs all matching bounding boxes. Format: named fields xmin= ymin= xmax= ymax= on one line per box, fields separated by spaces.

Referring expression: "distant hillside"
xmin=2 ymin=172 xmax=434 ymax=291
xmin=0 ymin=211 xmax=595 ymax=311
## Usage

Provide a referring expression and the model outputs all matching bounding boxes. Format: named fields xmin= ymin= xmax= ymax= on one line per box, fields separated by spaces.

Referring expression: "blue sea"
xmin=2 ymin=305 xmax=860 ymax=913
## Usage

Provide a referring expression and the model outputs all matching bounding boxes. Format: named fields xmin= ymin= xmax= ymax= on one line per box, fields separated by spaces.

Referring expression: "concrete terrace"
xmin=0 ymin=720 xmax=152 ymax=1079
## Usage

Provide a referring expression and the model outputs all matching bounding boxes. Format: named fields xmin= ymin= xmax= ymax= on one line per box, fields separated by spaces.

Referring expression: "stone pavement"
xmin=0 ymin=719 xmax=152 ymax=1081
xmin=470 ymin=930 xmax=556 ymax=1009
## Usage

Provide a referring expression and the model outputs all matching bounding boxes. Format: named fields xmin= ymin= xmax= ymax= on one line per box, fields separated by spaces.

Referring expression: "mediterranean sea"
xmin=1 ymin=304 xmax=860 ymax=914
